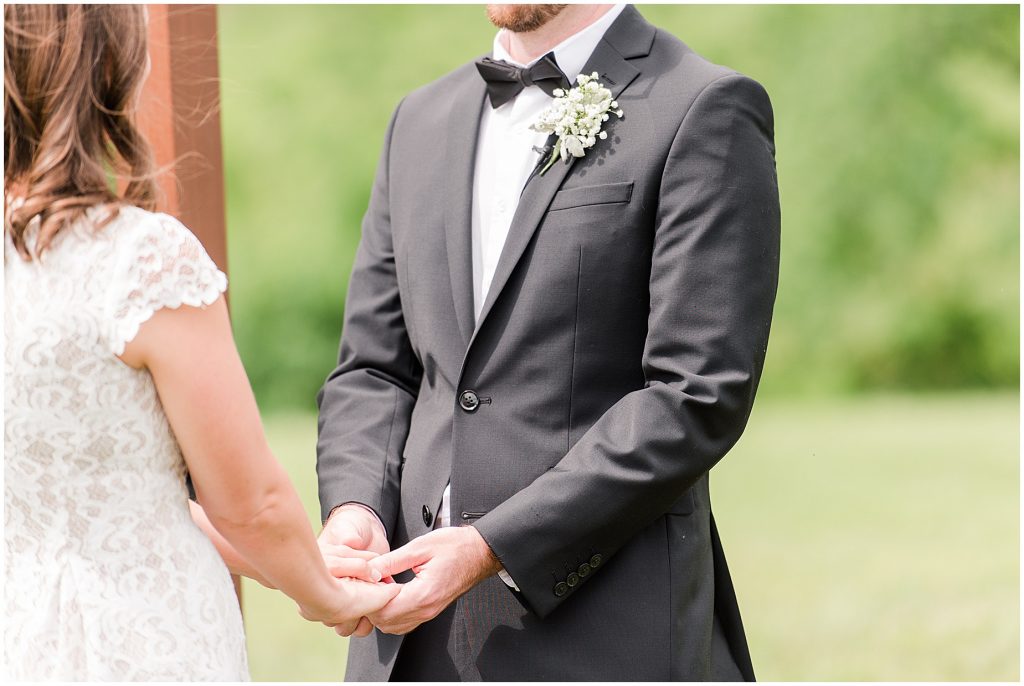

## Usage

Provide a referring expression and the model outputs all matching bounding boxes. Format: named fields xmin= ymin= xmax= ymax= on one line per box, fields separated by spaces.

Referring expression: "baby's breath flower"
xmin=529 ymin=72 xmax=623 ymax=175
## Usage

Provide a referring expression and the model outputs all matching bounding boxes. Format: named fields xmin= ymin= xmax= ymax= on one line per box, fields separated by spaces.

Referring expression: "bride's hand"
xmin=299 ymin=577 xmax=400 ymax=637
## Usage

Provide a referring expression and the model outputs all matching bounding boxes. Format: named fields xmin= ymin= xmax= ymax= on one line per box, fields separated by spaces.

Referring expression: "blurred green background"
xmin=213 ymin=4 xmax=1019 ymax=681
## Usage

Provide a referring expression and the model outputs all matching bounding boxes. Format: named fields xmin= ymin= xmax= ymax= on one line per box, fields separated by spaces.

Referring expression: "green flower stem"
xmin=539 ymin=139 xmax=562 ymax=176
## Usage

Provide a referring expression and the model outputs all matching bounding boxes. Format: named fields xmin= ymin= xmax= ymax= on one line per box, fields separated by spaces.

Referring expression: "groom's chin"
xmin=485 ymin=4 xmax=568 ymax=33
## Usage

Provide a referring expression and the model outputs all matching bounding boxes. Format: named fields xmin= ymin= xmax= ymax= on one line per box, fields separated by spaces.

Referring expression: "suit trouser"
xmin=390 ymin=604 xmax=461 ymax=682
xmin=390 ymin=582 xmax=508 ymax=683
xmin=389 ymin=596 xmax=747 ymax=682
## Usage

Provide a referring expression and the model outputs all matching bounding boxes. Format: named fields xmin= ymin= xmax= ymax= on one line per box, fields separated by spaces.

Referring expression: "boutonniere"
xmin=530 ymin=72 xmax=623 ymax=176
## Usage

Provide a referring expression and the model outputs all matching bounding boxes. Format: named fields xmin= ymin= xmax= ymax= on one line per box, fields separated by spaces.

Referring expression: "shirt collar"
xmin=491 ymin=4 xmax=627 ymax=81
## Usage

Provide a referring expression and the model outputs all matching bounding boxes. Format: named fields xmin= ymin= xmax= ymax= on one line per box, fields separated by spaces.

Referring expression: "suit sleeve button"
xmin=589 ymin=554 xmax=603 ymax=568
xmin=577 ymin=563 xmax=591 ymax=578
xmin=553 ymin=581 xmax=569 ymax=597
xmin=422 ymin=505 xmax=433 ymax=527
xmin=566 ymin=572 xmax=580 ymax=587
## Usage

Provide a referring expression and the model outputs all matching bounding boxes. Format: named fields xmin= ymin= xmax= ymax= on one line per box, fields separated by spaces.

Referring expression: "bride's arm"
xmin=188 ymin=499 xmax=272 ymax=587
xmin=119 ymin=295 xmax=399 ymax=634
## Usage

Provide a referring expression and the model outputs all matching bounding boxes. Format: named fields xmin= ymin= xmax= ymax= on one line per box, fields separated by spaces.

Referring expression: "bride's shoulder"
xmin=108 ymin=204 xmax=223 ymax=281
xmin=102 ymin=205 xmax=227 ymax=355
xmin=102 ymin=204 xmax=222 ymax=274
xmin=104 ymin=205 xmax=201 ymax=251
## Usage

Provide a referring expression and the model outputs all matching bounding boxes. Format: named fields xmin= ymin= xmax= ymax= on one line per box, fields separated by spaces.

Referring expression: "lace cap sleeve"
xmin=107 ymin=211 xmax=228 ymax=355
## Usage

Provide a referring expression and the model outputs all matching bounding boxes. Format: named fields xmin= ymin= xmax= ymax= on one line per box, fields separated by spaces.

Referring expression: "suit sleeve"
xmin=316 ymin=99 xmax=422 ymax=536
xmin=473 ymin=74 xmax=781 ymax=617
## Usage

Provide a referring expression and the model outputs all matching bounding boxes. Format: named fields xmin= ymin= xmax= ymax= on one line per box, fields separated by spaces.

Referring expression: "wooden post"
xmin=139 ymin=4 xmax=240 ymax=603
xmin=140 ymin=4 xmax=227 ymax=271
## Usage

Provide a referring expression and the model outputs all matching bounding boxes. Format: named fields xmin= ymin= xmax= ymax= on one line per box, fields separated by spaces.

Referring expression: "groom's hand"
xmin=318 ymin=504 xmax=391 ymax=637
xmin=319 ymin=503 xmax=390 ymax=558
xmin=365 ymin=526 xmax=502 ymax=635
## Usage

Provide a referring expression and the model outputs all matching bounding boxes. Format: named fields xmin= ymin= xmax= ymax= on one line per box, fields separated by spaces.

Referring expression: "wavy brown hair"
xmin=4 ymin=4 xmax=158 ymax=258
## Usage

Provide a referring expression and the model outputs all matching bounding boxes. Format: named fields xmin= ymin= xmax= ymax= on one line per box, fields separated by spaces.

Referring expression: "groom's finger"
xmin=331 ymin=618 xmax=359 ymax=637
xmin=368 ymin=581 xmax=434 ymax=635
xmin=318 ymin=525 xmax=362 ymax=550
xmin=369 ymin=543 xmax=427 ymax=579
xmin=351 ymin=617 xmax=374 ymax=638
xmin=323 ymin=555 xmax=383 ymax=582
xmin=320 ymin=543 xmax=379 ymax=561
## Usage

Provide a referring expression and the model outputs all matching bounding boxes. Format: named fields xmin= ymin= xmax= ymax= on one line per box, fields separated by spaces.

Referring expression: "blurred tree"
xmin=217 ymin=4 xmax=1019 ymax=410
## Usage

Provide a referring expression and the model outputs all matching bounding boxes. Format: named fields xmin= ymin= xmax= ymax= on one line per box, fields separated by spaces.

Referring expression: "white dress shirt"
xmin=436 ymin=5 xmax=627 ymax=589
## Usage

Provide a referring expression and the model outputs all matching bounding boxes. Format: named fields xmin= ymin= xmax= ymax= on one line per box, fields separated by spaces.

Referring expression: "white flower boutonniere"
xmin=530 ymin=72 xmax=624 ymax=176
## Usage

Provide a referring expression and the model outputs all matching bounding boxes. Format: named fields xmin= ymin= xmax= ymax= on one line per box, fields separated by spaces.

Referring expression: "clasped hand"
xmin=316 ymin=505 xmax=501 ymax=636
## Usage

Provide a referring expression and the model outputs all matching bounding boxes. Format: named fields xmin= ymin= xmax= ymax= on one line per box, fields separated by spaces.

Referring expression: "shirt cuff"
xmin=497 ymin=567 xmax=520 ymax=592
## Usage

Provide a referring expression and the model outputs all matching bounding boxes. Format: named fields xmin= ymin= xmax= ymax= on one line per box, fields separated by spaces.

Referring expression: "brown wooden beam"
xmin=140 ymin=4 xmax=227 ymax=272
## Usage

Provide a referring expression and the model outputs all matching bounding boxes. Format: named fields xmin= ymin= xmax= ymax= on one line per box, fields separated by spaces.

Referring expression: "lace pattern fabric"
xmin=4 ymin=206 xmax=248 ymax=680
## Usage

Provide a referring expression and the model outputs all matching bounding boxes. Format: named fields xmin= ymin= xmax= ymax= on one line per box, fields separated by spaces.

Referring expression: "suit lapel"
xmin=444 ymin=74 xmax=488 ymax=348
xmin=469 ymin=10 xmax=651 ymax=343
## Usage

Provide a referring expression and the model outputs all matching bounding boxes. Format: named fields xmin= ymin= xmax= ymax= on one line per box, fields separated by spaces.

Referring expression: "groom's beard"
xmin=486 ymin=4 xmax=568 ymax=33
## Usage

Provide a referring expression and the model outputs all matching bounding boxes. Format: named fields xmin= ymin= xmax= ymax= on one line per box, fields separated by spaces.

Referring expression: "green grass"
xmin=243 ymin=392 xmax=1018 ymax=681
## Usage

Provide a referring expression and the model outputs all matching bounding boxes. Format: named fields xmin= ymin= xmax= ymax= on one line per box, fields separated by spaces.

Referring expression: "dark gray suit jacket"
xmin=317 ymin=5 xmax=779 ymax=681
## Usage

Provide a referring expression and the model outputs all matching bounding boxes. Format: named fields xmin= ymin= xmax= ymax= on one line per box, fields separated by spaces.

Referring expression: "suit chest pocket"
xmin=549 ymin=181 xmax=634 ymax=212
xmin=539 ymin=181 xmax=638 ymax=254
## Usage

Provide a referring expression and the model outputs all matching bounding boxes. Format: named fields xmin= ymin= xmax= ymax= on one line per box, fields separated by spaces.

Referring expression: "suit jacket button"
xmin=422 ymin=505 xmax=433 ymax=527
xmin=577 ymin=563 xmax=591 ymax=578
xmin=459 ymin=390 xmax=480 ymax=413
xmin=589 ymin=553 xmax=603 ymax=568
xmin=553 ymin=581 xmax=569 ymax=597
xmin=566 ymin=572 xmax=580 ymax=587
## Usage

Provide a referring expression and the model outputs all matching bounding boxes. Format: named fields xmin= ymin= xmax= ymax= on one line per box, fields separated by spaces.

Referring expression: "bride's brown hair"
xmin=4 ymin=4 xmax=158 ymax=258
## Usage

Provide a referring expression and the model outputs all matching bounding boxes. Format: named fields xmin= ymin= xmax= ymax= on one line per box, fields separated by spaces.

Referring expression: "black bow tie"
xmin=475 ymin=52 xmax=571 ymax=109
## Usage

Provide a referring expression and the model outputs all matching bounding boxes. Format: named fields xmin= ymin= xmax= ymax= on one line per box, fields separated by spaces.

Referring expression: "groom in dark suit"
xmin=316 ymin=3 xmax=780 ymax=680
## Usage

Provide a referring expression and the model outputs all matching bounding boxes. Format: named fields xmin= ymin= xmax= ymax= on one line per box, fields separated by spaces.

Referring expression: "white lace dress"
xmin=4 ymin=206 xmax=249 ymax=680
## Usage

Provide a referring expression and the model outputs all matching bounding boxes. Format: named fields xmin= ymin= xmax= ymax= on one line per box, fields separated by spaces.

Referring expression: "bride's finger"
xmin=323 ymin=555 xmax=382 ymax=582
xmin=328 ymin=576 xmax=402 ymax=623
xmin=364 ymin=577 xmax=402 ymax=610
